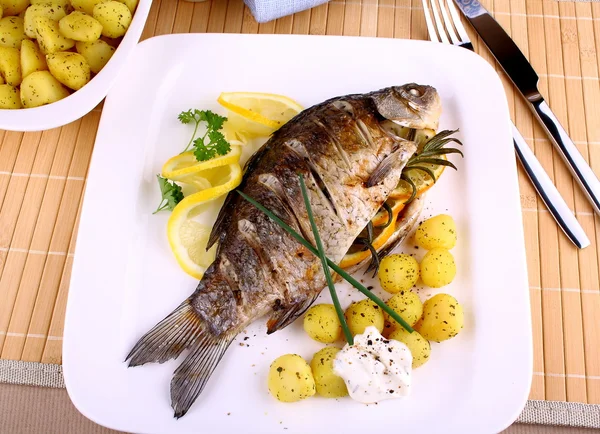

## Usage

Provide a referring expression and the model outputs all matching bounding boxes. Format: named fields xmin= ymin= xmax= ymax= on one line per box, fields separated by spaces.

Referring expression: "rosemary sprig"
xmin=298 ymin=174 xmax=353 ymax=346
xmin=237 ymin=187 xmax=414 ymax=335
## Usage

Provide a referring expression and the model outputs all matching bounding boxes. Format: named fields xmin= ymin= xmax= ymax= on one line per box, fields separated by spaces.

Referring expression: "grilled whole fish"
xmin=126 ymin=83 xmax=442 ymax=418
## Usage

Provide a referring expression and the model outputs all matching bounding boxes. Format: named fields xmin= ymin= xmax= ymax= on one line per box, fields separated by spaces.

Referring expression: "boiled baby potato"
xmin=0 ymin=46 xmax=21 ymax=86
xmin=0 ymin=74 xmax=4 ymax=84
xmin=389 ymin=327 xmax=430 ymax=368
xmin=310 ymin=347 xmax=348 ymax=398
xmin=415 ymin=293 xmax=464 ymax=342
xmin=20 ymin=70 xmax=69 ymax=107
xmin=116 ymin=0 xmax=136 ymax=13
xmin=420 ymin=248 xmax=456 ymax=288
xmin=34 ymin=16 xmax=74 ymax=54
xmin=29 ymin=0 xmax=72 ymax=10
xmin=344 ymin=299 xmax=384 ymax=336
xmin=20 ymin=39 xmax=46 ymax=78
xmin=0 ymin=84 xmax=21 ymax=108
xmin=383 ymin=290 xmax=423 ymax=335
xmin=46 ymin=51 xmax=90 ymax=90
xmin=93 ymin=1 xmax=131 ymax=38
xmin=0 ymin=5 xmax=3 ymax=18
xmin=59 ymin=11 xmax=102 ymax=41
xmin=70 ymin=0 xmax=106 ymax=16
xmin=267 ymin=354 xmax=316 ymax=403
xmin=378 ymin=253 xmax=419 ymax=294
xmin=75 ymin=39 xmax=114 ymax=73
xmin=415 ymin=214 xmax=457 ymax=250
xmin=24 ymin=3 xmax=68 ymax=39
xmin=303 ymin=304 xmax=341 ymax=344
xmin=0 ymin=16 xmax=26 ymax=49
xmin=0 ymin=0 xmax=29 ymax=17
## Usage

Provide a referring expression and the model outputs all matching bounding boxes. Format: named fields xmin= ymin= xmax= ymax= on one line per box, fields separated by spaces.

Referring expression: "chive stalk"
xmin=236 ymin=188 xmax=414 ymax=334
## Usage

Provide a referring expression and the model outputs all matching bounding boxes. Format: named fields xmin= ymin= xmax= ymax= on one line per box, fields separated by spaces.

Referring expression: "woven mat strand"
xmin=0 ymin=0 xmax=599 ymax=415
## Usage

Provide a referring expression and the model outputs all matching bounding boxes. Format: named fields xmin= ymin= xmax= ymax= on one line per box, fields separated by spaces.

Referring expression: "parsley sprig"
xmin=178 ymin=109 xmax=231 ymax=161
xmin=153 ymin=175 xmax=183 ymax=214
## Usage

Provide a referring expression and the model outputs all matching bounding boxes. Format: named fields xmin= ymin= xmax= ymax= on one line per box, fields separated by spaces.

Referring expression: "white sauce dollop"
xmin=333 ymin=326 xmax=412 ymax=404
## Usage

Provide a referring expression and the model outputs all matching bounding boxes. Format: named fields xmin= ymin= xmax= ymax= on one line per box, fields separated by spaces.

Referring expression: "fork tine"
xmin=436 ymin=0 xmax=461 ymax=44
xmin=421 ymin=0 xmax=440 ymax=43
xmin=446 ymin=0 xmax=471 ymax=43
xmin=429 ymin=0 xmax=450 ymax=44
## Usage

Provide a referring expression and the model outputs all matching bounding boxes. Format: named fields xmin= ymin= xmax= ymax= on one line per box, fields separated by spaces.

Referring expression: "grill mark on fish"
xmin=125 ymin=83 xmax=442 ymax=418
xmin=356 ymin=119 xmax=377 ymax=150
xmin=312 ymin=118 xmax=353 ymax=170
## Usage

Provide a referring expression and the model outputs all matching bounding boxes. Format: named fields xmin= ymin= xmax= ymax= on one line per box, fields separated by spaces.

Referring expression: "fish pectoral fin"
xmin=266 ymin=294 xmax=320 ymax=334
xmin=171 ymin=332 xmax=236 ymax=419
xmin=125 ymin=297 xmax=203 ymax=367
xmin=366 ymin=144 xmax=413 ymax=188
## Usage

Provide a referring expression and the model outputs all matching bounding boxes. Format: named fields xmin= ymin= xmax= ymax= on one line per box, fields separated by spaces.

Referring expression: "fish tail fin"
xmin=125 ymin=297 xmax=203 ymax=367
xmin=125 ymin=296 xmax=236 ymax=418
xmin=171 ymin=332 xmax=235 ymax=418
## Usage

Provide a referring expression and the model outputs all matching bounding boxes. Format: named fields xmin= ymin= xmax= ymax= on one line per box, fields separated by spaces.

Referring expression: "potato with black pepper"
xmin=344 ymin=299 xmax=384 ymax=336
xmin=70 ymin=0 xmax=107 ymax=15
xmin=76 ymin=39 xmax=115 ymax=73
xmin=20 ymin=70 xmax=69 ymax=107
xmin=378 ymin=253 xmax=419 ymax=294
xmin=420 ymin=248 xmax=456 ymax=288
xmin=382 ymin=290 xmax=423 ymax=336
xmin=0 ymin=46 xmax=21 ymax=86
xmin=389 ymin=327 xmax=430 ymax=368
xmin=415 ymin=293 xmax=464 ymax=342
xmin=0 ymin=0 xmax=29 ymax=17
xmin=46 ymin=52 xmax=90 ymax=90
xmin=415 ymin=214 xmax=457 ymax=250
xmin=59 ymin=11 xmax=102 ymax=42
xmin=24 ymin=4 xmax=68 ymax=39
xmin=93 ymin=1 xmax=131 ymax=38
xmin=20 ymin=39 xmax=46 ymax=78
xmin=0 ymin=84 xmax=21 ymax=108
xmin=0 ymin=16 xmax=26 ymax=49
xmin=34 ymin=16 xmax=75 ymax=54
xmin=303 ymin=304 xmax=341 ymax=343
xmin=267 ymin=354 xmax=316 ymax=403
xmin=310 ymin=347 xmax=348 ymax=398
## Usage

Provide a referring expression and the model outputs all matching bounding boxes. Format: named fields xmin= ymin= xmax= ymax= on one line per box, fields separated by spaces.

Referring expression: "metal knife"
xmin=453 ymin=0 xmax=600 ymax=218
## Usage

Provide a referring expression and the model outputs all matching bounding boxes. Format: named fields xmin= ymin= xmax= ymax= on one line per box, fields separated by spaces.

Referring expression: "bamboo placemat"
xmin=0 ymin=0 xmax=599 ymax=411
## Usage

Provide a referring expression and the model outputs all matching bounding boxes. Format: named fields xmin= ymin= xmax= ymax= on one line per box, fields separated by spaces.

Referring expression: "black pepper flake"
xmin=277 ymin=367 xmax=283 ymax=373
xmin=367 ymin=339 xmax=373 ymax=345
xmin=244 ymin=336 xmax=249 ymax=341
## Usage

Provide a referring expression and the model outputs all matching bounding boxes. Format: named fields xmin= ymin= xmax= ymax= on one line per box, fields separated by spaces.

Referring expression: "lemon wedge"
xmin=217 ymin=91 xmax=303 ymax=136
xmin=162 ymin=144 xmax=242 ymax=182
xmin=167 ymin=162 xmax=243 ymax=279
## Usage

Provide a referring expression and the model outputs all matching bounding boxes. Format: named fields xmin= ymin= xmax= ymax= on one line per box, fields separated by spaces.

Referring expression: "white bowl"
xmin=0 ymin=0 xmax=152 ymax=132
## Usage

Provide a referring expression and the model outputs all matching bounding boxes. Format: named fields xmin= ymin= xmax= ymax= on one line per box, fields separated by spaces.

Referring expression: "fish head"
xmin=371 ymin=83 xmax=441 ymax=130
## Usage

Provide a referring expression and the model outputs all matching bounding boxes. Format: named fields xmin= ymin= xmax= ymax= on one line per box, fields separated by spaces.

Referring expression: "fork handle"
xmin=512 ymin=123 xmax=590 ymax=249
xmin=530 ymin=98 xmax=600 ymax=217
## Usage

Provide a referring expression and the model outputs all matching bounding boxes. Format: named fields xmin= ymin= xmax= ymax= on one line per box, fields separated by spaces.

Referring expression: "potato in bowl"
xmin=0 ymin=0 xmax=151 ymax=131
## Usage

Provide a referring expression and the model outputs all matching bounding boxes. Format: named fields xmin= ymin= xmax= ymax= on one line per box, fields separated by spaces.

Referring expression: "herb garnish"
xmin=237 ymin=179 xmax=414 ymax=336
xmin=153 ymin=175 xmax=183 ymax=214
xmin=178 ymin=109 xmax=230 ymax=161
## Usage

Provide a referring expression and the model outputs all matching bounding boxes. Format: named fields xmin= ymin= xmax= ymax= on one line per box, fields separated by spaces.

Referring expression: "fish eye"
xmin=409 ymin=88 xmax=422 ymax=97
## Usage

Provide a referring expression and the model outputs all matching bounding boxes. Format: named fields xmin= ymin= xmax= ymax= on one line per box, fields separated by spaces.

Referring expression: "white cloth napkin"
xmin=244 ymin=0 xmax=329 ymax=23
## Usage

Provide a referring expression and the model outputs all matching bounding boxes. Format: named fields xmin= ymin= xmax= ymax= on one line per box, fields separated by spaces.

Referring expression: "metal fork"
xmin=421 ymin=0 xmax=590 ymax=249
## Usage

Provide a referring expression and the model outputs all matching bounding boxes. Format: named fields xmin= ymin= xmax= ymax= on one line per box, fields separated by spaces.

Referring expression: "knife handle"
xmin=530 ymin=98 xmax=600 ymax=216
xmin=512 ymin=123 xmax=590 ymax=249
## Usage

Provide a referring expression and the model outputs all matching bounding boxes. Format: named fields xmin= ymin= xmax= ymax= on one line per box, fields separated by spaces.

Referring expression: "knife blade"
xmin=453 ymin=0 xmax=600 ymax=218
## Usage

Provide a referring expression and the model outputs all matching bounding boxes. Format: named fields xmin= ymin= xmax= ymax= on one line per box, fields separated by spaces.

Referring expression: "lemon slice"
xmin=217 ymin=91 xmax=303 ymax=133
xmin=389 ymin=155 xmax=447 ymax=201
xmin=167 ymin=162 xmax=243 ymax=279
xmin=339 ymin=200 xmax=406 ymax=270
xmin=162 ymin=144 xmax=242 ymax=182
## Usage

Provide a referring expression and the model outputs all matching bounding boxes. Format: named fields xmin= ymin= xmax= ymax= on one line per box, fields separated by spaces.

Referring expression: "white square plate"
xmin=63 ymin=34 xmax=532 ymax=434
